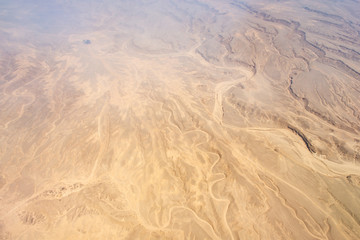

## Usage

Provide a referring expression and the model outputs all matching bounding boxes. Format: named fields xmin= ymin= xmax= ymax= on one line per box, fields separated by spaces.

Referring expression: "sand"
xmin=0 ymin=0 xmax=360 ymax=239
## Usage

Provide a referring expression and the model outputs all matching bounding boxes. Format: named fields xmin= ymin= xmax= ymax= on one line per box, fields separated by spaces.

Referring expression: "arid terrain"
xmin=1 ymin=0 xmax=360 ymax=239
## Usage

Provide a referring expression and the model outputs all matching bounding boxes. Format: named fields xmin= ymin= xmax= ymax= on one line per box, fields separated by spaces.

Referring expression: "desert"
xmin=0 ymin=0 xmax=360 ymax=239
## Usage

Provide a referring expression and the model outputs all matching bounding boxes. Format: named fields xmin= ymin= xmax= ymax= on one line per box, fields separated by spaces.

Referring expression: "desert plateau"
xmin=1 ymin=0 xmax=360 ymax=239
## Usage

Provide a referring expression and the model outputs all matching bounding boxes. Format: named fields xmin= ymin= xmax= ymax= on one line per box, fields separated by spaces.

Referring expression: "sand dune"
xmin=0 ymin=0 xmax=360 ymax=239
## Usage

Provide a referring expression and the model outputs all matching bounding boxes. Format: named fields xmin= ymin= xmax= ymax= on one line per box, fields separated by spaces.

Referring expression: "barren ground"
xmin=1 ymin=0 xmax=360 ymax=239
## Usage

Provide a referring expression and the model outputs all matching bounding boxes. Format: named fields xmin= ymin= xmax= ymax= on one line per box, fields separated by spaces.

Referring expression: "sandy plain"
xmin=0 ymin=0 xmax=360 ymax=239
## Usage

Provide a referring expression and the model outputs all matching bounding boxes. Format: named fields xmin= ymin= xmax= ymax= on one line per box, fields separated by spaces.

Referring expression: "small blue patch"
xmin=83 ymin=40 xmax=91 ymax=45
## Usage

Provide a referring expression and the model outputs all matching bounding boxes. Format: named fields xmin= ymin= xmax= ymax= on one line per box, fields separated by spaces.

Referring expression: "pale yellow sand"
xmin=0 ymin=0 xmax=360 ymax=239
